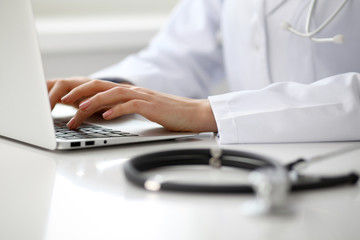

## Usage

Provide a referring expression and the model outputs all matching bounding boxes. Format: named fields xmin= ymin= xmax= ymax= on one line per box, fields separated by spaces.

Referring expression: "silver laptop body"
xmin=0 ymin=0 xmax=195 ymax=150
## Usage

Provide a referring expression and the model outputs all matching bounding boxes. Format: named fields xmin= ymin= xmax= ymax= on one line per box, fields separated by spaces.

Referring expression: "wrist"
xmin=197 ymin=99 xmax=218 ymax=132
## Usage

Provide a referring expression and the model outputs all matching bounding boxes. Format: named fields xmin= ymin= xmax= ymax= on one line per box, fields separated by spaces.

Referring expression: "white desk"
xmin=1 ymin=131 xmax=360 ymax=240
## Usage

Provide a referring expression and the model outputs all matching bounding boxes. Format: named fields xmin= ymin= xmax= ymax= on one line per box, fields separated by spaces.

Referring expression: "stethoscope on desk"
xmin=282 ymin=0 xmax=349 ymax=44
xmin=124 ymin=146 xmax=359 ymax=214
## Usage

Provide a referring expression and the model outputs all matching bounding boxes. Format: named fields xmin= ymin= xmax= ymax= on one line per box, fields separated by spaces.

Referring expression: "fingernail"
xmin=79 ymin=100 xmax=91 ymax=110
xmin=103 ymin=110 xmax=113 ymax=119
xmin=61 ymin=94 xmax=70 ymax=102
xmin=67 ymin=118 xmax=75 ymax=129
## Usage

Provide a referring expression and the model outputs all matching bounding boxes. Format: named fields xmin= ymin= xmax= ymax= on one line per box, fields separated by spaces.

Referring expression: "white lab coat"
xmin=91 ymin=0 xmax=360 ymax=144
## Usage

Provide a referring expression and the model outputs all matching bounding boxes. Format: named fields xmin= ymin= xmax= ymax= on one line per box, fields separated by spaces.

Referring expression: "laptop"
xmin=0 ymin=0 xmax=195 ymax=150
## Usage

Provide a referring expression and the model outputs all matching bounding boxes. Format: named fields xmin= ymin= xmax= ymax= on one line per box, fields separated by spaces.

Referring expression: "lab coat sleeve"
xmin=90 ymin=0 xmax=224 ymax=99
xmin=209 ymin=72 xmax=360 ymax=143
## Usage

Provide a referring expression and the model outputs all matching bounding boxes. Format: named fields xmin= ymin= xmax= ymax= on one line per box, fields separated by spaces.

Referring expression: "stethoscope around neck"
xmin=282 ymin=0 xmax=349 ymax=44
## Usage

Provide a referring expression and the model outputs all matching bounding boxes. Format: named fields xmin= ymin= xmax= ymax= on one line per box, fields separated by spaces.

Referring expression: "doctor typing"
xmin=47 ymin=0 xmax=360 ymax=144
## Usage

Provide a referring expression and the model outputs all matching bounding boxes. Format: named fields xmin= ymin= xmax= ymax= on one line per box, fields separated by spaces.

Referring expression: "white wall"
xmin=36 ymin=16 xmax=168 ymax=78
xmin=33 ymin=0 xmax=178 ymax=79
xmin=33 ymin=0 xmax=228 ymax=94
xmin=32 ymin=0 xmax=179 ymax=16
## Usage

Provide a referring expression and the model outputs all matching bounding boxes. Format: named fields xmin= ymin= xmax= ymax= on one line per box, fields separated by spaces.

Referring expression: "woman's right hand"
xmin=47 ymin=77 xmax=218 ymax=133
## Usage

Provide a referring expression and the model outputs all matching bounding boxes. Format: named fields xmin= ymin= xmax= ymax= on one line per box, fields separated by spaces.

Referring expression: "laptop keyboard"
xmin=54 ymin=120 xmax=138 ymax=140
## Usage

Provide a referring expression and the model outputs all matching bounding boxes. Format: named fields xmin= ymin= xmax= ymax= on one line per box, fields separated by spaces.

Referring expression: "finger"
xmin=46 ymin=79 xmax=56 ymax=92
xmin=47 ymin=78 xmax=73 ymax=92
xmin=68 ymin=87 xmax=151 ymax=129
xmin=61 ymin=79 xmax=118 ymax=105
xmin=102 ymin=100 xmax=151 ymax=120
xmin=48 ymin=78 xmax=89 ymax=109
xmin=79 ymin=86 xmax=153 ymax=110
xmin=48 ymin=79 xmax=74 ymax=110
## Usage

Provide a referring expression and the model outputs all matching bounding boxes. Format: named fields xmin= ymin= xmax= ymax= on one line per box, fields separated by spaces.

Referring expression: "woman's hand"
xmin=47 ymin=77 xmax=218 ymax=133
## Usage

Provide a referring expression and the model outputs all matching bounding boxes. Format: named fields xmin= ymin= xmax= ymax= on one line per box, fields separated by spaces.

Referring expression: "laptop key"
xmin=54 ymin=120 xmax=137 ymax=139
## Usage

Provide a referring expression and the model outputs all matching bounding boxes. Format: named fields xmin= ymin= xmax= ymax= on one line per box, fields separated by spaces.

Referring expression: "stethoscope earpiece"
xmin=332 ymin=34 xmax=344 ymax=44
xmin=281 ymin=21 xmax=292 ymax=31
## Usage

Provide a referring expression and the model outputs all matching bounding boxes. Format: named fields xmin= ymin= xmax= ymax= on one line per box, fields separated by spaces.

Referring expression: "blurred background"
xmin=32 ymin=0 xmax=179 ymax=79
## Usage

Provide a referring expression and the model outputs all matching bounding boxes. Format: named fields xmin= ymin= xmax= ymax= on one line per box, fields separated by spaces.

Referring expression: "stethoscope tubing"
xmin=282 ymin=0 xmax=349 ymax=43
xmin=124 ymin=149 xmax=359 ymax=194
